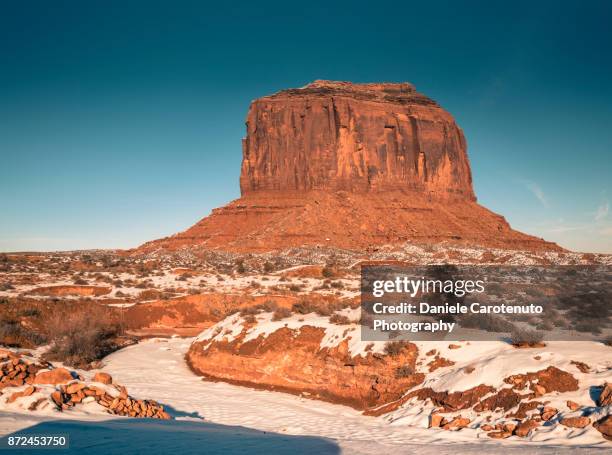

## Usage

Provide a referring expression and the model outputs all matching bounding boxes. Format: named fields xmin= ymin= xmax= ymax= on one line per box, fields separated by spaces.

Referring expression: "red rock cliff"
xmin=137 ymin=80 xmax=561 ymax=253
xmin=240 ymin=80 xmax=475 ymax=200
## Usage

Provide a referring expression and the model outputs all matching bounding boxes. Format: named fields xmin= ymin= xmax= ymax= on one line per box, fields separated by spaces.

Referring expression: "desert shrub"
xmin=263 ymin=261 xmax=275 ymax=273
xmin=45 ymin=304 xmax=123 ymax=368
xmin=20 ymin=308 xmax=40 ymax=317
xmin=292 ymin=300 xmax=318 ymax=315
xmin=395 ymin=365 xmax=415 ymax=378
xmin=384 ymin=340 xmax=410 ymax=357
xmin=574 ymin=321 xmax=602 ymax=334
xmin=322 ymin=265 xmax=335 ymax=278
xmin=240 ymin=306 xmax=261 ymax=316
xmin=235 ymin=260 xmax=246 ymax=274
xmin=272 ymin=307 xmax=292 ymax=321
xmin=330 ymin=281 xmax=344 ymax=289
xmin=288 ymin=284 xmax=303 ymax=292
xmin=0 ymin=317 xmax=46 ymax=347
xmin=0 ymin=282 xmax=14 ymax=291
xmin=510 ymin=327 xmax=544 ymax=346
xmin=73 ymin=277 xmax=88 ymax=285
xmin=535 ymin=319 xmax=554 ymax=331
xmin=243 ymin=314 xmax=256 ymax=324
xmin=260 ymin=300 xmax=278 ymax=312
xmin=329 ymin=314 xmax=351 ymax=325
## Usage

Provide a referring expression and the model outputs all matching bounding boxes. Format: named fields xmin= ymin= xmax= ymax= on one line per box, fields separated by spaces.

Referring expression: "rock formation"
xmin=138 ymin=80 xmax=560 ymax=253
xmin=240 ymin=80 xmax=474 ymax=198
xmin=187 ymin=325 xmax=424 ymax=410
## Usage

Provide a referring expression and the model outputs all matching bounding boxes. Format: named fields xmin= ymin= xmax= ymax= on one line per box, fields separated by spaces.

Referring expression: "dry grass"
xmin=44 ymin=303 xmax=124 ymax=369
xmin=384 ymin=340 xmax=410 ymax=357
xmin=395 ymin=365 xmax=415 ymax=378
xmin=272 ymin=307 xmax=292 ymax=321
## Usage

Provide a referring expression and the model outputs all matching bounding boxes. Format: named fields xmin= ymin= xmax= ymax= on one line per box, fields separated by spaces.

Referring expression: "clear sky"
xmin=1 ymin=0 xmax=611 ymax=253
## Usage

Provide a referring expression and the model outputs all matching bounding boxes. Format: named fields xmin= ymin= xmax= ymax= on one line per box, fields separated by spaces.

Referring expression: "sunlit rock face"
xmin=240 ymin=80 xmax=475 ymax=200
xmin=137 ymin=81 xmax=561 ymax=254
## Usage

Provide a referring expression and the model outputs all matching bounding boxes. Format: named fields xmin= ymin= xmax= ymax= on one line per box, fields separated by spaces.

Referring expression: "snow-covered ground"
xmin=2 ymin=338 xmax=608 ymax=453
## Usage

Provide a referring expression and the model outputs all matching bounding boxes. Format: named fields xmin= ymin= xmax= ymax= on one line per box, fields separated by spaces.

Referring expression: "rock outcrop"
xmin=187 ymin=324 xmax=424 ymax=410
xmin=240 ymin=80 xmax=474 ymax=198
xmin=1 ymin=351 xmax=170 ymax=419
xmin=138 ymin=80 xmax=561 ymax=253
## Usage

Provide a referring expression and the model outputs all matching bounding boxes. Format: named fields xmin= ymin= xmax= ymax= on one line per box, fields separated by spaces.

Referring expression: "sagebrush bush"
xmin=0 ymin=317 xmax=46 ymax=347
xmin=510 ymin=327 xmax=544 ymax=346
xmin=45 ymin=304 xmax=123 ymax=368
xmin=272 ymin=307 xmax=292 ymax=321
xmin=384 ymin=340 xmax=410 ymax=356
xmin=395 ymin=365 xmax=415 ymax=378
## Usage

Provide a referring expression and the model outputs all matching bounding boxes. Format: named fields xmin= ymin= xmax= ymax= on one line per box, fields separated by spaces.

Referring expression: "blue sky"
xmin=1 ymin=0 xmax=611 ymax=253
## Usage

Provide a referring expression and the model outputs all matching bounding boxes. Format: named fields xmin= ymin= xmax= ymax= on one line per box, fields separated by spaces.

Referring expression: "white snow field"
xmin=2 ymin=337 xmax=609 ymax=454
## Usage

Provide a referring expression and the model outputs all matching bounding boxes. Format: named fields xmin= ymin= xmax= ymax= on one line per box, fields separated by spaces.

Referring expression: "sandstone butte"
xmin=138 ymin=80 xmax=560 ymax=253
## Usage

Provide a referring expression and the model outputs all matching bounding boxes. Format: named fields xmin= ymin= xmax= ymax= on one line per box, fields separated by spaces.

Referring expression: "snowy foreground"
xmin=0 ymin=338 xmax=609 ymax=454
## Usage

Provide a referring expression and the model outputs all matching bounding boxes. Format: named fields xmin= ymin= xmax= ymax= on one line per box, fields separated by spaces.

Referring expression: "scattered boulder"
xmin=93 ymin=372 xmax=113 ymax=385
xmin=598 ymin=382 xmax=612 ymax=407
xmin=442 ymin=416 xmax=470 ymax=431
xmin=7 ymin=386 xmax=36 ymax=404
xmin=593 ymin=416 xmax=612 ymax=441
xmin=0 ymin=358 xmax=45 ymax=389
xmin=541 ymin=406 xmax=558 ymax=421
xmin=66 ymin=382 xmax=86 ymax=394
xmin=428 ymin=355 xmax=455 ymax=372
xmin=533 ymin=384 xmax=546 ymax=396
xmin=566 ymin=400 xmax=580 ymax=411
xmin=502 ymin=422 xmax=517 ymax=433
xmin=33 ymin=368 xmax=73 ymax=385
xmin=429 ymin=414 xmax=444 ymax=428
xmin=50 ymin=391 xmax=63 ymax=407
xmin=560 ymin=416 xmax=590 ymax=428
xmin=515 ymin=419 xmax=540 ymax=437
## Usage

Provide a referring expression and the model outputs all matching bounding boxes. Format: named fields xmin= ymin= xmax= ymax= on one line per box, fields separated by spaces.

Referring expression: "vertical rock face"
xmin=137 ymin=80 xmax=562 ymax=253
xmin=240 ymin=80 xmax=475 ymax=200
